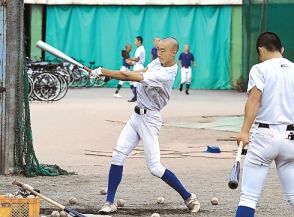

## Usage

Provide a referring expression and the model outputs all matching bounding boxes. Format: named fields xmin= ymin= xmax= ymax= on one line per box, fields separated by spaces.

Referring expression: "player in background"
xmin=178 ymin=44 xmax=196 ymax=95
xmin=127 ymin=36 xmax=146 ymax=102
xmin=113 ymin=44 xmax=134 ymax=98
xmin=151 ymin=37 xmax=160 ymax=60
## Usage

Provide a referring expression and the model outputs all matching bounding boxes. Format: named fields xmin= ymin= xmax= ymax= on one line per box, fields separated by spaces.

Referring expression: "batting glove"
xmin=91 ymin=67 xmax=102 ymax=77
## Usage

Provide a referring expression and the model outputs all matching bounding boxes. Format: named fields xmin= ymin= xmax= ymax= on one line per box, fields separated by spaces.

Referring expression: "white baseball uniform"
xmin=118 ymin=66 xmax=130 ymax=86
xmin=181 ymin=67 xmax=192 ymax=84
xmin=239 ymin=57 xmax=294 ymax=209
xmin=132 ymin=45 xmax=146 ymax=87
xmin=112 ymin=58 xmax=178 ymax=178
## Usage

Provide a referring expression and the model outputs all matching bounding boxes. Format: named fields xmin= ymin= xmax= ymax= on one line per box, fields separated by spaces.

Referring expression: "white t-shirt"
xmin=137 ymin=58 xmax=178 ymax=111
xmin=247 ymin=57 xmax=294 ymax=124
xmin=134 ymin=45 xmax=145 ymax=66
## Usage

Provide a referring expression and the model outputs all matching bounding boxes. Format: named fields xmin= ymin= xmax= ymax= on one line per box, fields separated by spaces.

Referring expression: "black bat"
xmin=12 ymin=180 xmax=87 ymax=217
xmin=228 ymin=143 xmax=243 ymax=189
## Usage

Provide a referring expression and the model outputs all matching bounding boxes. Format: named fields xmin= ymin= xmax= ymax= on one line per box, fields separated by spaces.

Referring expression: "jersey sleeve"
xmin=247 ymin=65 xmax=265 ymax=93
xmin=191 ymin=54 xmax=195 ymax=62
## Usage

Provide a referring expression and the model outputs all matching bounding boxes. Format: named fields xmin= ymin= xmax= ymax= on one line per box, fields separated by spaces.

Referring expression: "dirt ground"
xmin=1 ymin=88 xmax=293 ymax=217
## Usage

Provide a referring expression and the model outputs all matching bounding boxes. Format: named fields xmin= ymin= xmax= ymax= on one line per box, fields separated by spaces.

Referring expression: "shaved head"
xmin=157 ymin=37 xmax=179 ymax=67
xmin=161 ymin=37 xmax=179 ymax=53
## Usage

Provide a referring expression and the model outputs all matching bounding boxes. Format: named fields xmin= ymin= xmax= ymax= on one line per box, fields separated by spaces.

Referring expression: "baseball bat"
xmin=12 ymin=180 xmax=87 ymax=217
xmin=36 ymin=40 xmax=91 ymax=72
xmin=228 ymin=142 xmax=243 ymax=189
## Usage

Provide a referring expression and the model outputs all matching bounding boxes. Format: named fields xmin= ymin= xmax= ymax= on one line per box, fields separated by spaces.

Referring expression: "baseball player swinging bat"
xmin=228 ymin=142 xmax=244 ymax=189
xmin=12 ymin=180 xmax=86 ymax=217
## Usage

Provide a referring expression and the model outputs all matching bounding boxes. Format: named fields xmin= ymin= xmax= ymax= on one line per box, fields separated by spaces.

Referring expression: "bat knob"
xmin=228 ymin=181 xmax=238 ymax=189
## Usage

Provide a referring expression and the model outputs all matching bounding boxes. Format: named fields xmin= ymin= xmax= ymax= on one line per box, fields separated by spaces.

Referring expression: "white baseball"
xmin=68 ymin=197 xmax=78 ymax=205
xmin=151 ymin=213 xmax=160 ymax=217
xmin=156 ymin=197 xmax=165 ymax=204
xmin=51 ymin=211 xmax=60 ymax=217
xmin=117 ymin=198 xmax=125 ymax=207
xmin=27 ymin=195 xmax=35 ymax=198
xmin=59 ymin=211 xmax=68 ymax=217
xmin=211 ymin=197 xmax=219 ymax=205
xmin=99 ymin=187 xmax=107 ymax=195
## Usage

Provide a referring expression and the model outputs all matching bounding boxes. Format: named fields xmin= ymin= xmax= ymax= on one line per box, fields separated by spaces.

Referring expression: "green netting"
xmin=14 ymin=1 xmax=75 ymax=176
xmin=242 ymin=0 xmax=294 ymax=88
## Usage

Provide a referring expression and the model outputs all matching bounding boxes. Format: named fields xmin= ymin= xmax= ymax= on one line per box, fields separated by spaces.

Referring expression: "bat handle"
xmin=236 ymin=141 xmax=244 ymax=162
xmin=83 ymin=66 xmax=92 ymax=72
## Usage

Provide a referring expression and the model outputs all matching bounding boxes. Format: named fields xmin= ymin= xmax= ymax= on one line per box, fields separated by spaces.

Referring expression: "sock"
xmin=186 ymin=84 xmax=190 ymax=91
xmin=106 ymin=164 xmax=123 ymax=203
xmin=115 ymin=84 xmax=122 ymax=94
xmin=179 ymin=84 xmax=183 ymax=91
xmin=235 ymin=206 xmax=255 ymax=217
xmin=161 ymin=169 xmax=191 ymax=200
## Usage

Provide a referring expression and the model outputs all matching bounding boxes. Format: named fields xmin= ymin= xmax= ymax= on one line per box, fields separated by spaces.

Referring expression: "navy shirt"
xmin=122 ymin=51 xmax=131 ymax=69
xmin=178 ymin=53 xmax=194 ymax=68
xmin=151 ymin=47 xmax=158 ymax=59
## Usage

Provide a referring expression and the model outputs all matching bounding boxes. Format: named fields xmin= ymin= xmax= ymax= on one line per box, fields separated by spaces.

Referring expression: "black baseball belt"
xmin=134 ymin=106 xmax=147 ymax=115
xmin=258 ymin=123 xmax=294 ymax=131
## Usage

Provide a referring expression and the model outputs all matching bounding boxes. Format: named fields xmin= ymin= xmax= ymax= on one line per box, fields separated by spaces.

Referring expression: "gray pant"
xmin=111 ymin=111 xmax=166 ymax=178
xmin=239 ymin=124 xmax=294 ymax=209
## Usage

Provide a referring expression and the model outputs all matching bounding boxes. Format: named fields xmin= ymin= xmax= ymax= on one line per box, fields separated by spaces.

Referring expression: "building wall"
xmin=230 ymin=6 xmax=242 ymax=89
xmin=30 ymin=5 xmax=43 ymax=60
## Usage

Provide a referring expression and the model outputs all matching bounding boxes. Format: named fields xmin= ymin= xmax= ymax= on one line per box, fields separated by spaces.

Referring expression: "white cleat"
xmin=185 ymin=193 xmax=200 ymax=213
xmin=113 ymin=93 xmax=122 ymax=98
xmin=98 ymin=202 xmax=117 ymax=215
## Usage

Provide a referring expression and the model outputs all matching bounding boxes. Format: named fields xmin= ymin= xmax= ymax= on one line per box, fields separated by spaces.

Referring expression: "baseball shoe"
xmin=128 ymin=96 xmax=137 ymax=102
xmin=113 ymin=93 xmax=122 ymax=98
xmin=184 ymin=193 xmax=200 ymax=213
xmin=186 ymin=90 xmax=189 ymax=95
xmin=98 ymin=202 xmax=117 ymax=215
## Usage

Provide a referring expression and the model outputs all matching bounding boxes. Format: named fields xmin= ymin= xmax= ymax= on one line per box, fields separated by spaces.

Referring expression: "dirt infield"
xmin=1 ymin=88 xmax=293 ymax=216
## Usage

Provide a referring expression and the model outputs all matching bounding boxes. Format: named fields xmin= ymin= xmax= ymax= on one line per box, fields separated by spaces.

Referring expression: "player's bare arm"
xmin=101 ymin=68 xmax=144 ymax=82
xmin=237 ymin=86 xmax=262 ymax=146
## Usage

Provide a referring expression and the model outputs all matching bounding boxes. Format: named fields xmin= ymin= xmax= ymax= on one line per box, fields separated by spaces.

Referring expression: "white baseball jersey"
xmin=137 ymin=58 xmax=178 ymax=111
xmin=239 ymin=57 xmax=294 ymax=210
xmin=247 ymin=57 xmax=294 ymax=124
xmin=134 ymin=45 xmax=146 ymax=66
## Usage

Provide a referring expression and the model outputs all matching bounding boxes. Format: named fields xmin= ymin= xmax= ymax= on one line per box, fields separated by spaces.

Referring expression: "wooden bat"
xmin=228 ymin=142 xmax=243 ymax=189
xmin=12 ymin=180 xmax=87 ymax=217
xmin=36 ymin=40 xmax=91 ymax=72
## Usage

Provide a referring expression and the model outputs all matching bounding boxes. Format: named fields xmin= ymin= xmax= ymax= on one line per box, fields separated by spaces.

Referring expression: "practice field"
xmin=1 ymin=88 xmax=293 ymax=217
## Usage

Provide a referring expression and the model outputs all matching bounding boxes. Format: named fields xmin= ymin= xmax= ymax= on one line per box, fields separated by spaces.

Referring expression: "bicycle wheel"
xmin=53 ymin=74 xmax=69 ymax=101
xmin=33 ymin=73 xmax=61 ymax=101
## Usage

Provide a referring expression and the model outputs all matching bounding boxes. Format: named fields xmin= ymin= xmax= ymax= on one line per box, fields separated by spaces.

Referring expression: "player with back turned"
xmin=91 ymin=37 xmax=200 ymax=215
xmin=235 ymin=32 xmax=294 ymax=217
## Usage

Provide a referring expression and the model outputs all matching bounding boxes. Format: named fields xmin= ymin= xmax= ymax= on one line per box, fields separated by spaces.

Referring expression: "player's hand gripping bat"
xmin=228 ymin=142 xmax=244 ymax=189
xmin=12 ymin=180 xmax=87 ymax=217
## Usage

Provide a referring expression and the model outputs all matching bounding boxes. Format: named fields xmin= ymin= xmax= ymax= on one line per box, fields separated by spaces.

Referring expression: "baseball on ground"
xmin=117 ymin=198 xmax=125 ymax=207
xmin=156 ymin=196 xmax=165 ymax=204
xmin=68 ymin=196 xmax=77 ymax=205
xmin=211 ymin=197 xmax=219 ymax=205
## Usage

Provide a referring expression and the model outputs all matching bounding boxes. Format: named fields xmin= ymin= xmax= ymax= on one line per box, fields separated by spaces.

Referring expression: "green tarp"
xmin=46 ymin=6 xmax=232 ymax=89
